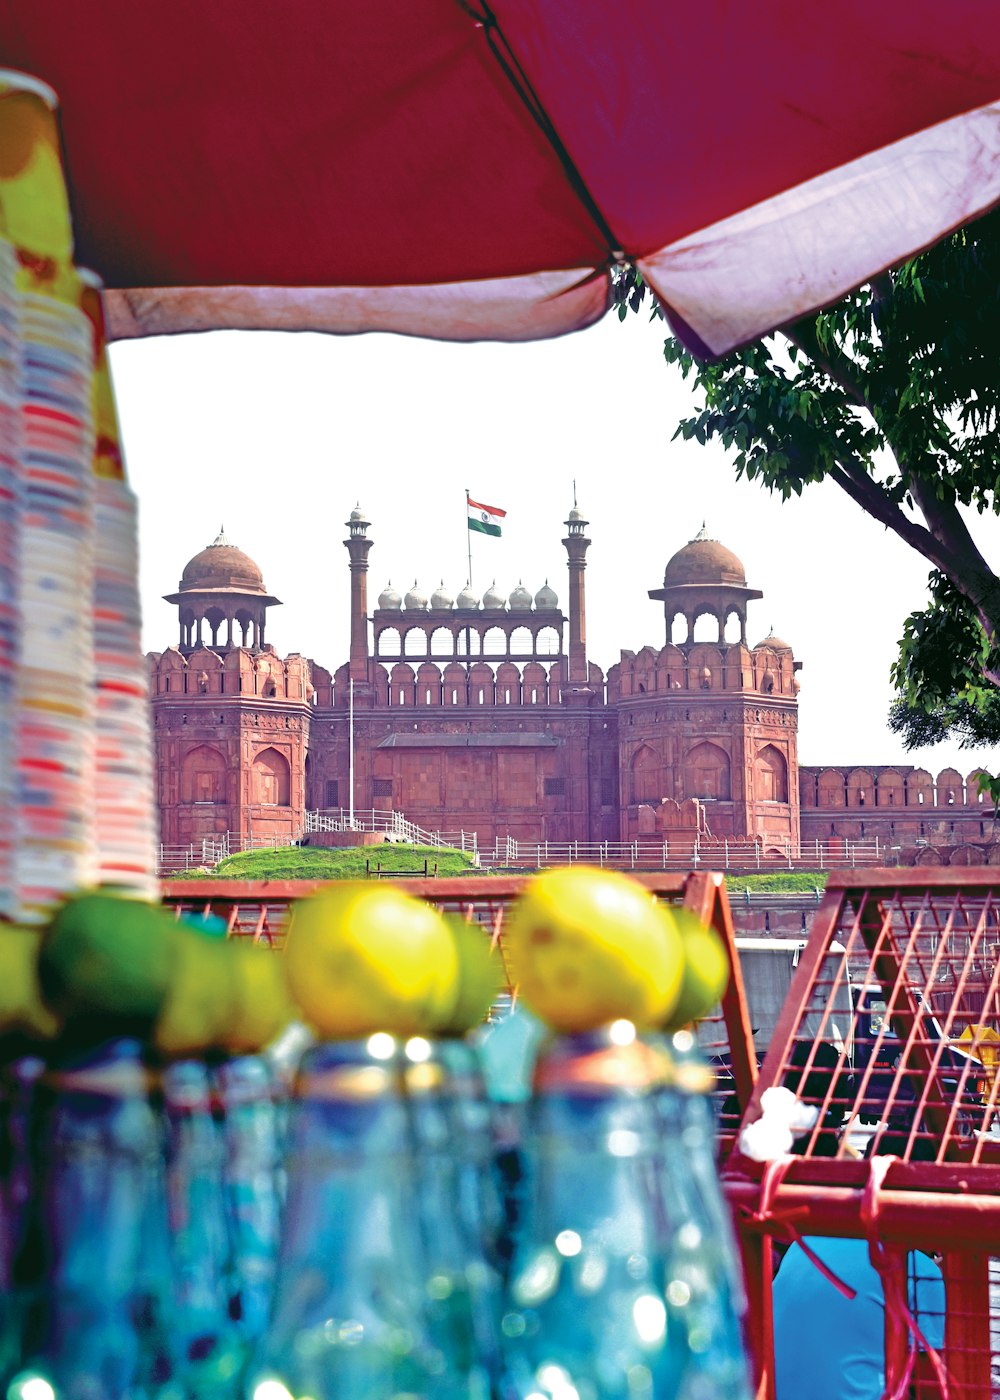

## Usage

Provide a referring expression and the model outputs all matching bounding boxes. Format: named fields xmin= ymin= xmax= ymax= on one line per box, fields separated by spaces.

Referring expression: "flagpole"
xmin=465 ymin=487 xmax=473 ymax=587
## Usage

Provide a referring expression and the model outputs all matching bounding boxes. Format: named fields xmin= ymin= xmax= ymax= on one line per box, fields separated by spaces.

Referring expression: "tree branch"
xmin=905 ymin=473 xmax=1000 ymax=639
xmin=784 ymin=319 xmax=868 ymax=409
xmin=826 ymin=454 xmax=941 ymax=560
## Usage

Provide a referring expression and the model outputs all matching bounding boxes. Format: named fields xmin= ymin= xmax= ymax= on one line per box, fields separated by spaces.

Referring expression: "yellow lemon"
xmin=661 ymin=908 xmax=730 ymax=1030
xmin=504 ymin=867 xmax=683 ymax=1033
xmin=284 ymin=884 xmax=459 ymax=1037
xmin=434 ymin=916 xmax=506 ymax=1035
xmin=154 ymin=926 xmax=240 ymax=1057
xmin=223 ymin=944 xmax=295 ymax=1054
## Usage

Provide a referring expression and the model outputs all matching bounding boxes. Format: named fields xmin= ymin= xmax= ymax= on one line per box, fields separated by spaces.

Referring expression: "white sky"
xmin=109 ymin=310 xmax=1000 ymax=781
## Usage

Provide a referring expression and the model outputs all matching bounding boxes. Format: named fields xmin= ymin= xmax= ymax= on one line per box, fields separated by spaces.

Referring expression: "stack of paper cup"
xmin=0 ymin=226 xmax=22 ymax=920
xmin=80 ymin=272 xmax=158 ymax=898
xmin=1 ymin=72 xmax=97 ymax=921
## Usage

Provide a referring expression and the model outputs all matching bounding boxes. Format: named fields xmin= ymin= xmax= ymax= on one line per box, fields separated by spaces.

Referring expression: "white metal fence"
xmin=157 ymin=820 xmax=886 ymax=877
xmin=485 ymin=835 xmax=886 ymax=871
xmin=303 ymin=808 xmax=479 ymax=853
xmin=157 ymin=810 xmax=480 ymax=874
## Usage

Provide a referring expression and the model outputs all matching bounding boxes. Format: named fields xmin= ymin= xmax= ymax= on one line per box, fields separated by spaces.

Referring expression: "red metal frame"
xmin=726 ymin=869 xmax=1000 ymax=1400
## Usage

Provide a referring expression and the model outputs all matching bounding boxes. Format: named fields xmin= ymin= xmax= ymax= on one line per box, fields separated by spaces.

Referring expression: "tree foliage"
xmin=638 ymin=210 xmax=1000 ymax=755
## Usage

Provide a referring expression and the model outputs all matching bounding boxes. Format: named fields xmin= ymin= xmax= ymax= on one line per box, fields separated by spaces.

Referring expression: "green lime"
xmin=435 ymin=916 xmax=505 ymax=1034
xmin=39 ymin=892 xmax=175 ymax=1036
xmin=661 ymin=908 xmax=730 ymax=1030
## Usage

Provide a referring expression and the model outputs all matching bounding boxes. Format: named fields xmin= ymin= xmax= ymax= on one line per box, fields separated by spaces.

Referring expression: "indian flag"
xmin=467 ymin=495 xmax=505 ymax=537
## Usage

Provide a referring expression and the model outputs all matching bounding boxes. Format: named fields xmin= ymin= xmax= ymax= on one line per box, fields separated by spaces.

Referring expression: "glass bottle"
xmin=0 ymin=1050 xmax=46 ymax=1382
xmin=162 ymin=1057 xmax=236 ymax=1399
xmin=400 ymin=1034 xmax=502 ymax=1399
xmin=501 ymin=1026 xmax=689 ymax=1400
xmin=213 ymin=1055 xmax=283 ymax=1358
xmin=652 ymin=1031 xmax=752 ymax=1400
xmin=28 ymin=1037 xmax=168 ymax=1400
xmin=248 ymin=1036 xmax=485 ymax=1400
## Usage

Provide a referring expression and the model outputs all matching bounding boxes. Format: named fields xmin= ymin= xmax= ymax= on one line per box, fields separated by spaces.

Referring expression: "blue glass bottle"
xmin=652 ymin=1031 xmax=752 ymax=1400
xmin=400 ymin=1035 xmax=503 ymax=1398
xmin=213 ymin=1055 xmax=283 ymax=1357
xmin=249 ymin=1037 xmax=491 ymax=1400
xmin=501 ymin=1027 xmax=689 ymax=1400
xmin=162 ymin=1057 xmax=237 ymax=1399
xmin=0 ymin=1052 xmax=45 ymax=1382
xmin=29 ymin=1038 xmax=168 ymax=1400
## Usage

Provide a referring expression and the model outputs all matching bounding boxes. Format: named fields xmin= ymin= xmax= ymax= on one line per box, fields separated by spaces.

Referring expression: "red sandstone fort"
xmin=148 ymin=512 xmax=995 ymax=864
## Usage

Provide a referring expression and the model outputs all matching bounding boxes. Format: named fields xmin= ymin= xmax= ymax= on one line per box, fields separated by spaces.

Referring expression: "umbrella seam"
xmin=457 ymin=0 xmax=623 ymax=266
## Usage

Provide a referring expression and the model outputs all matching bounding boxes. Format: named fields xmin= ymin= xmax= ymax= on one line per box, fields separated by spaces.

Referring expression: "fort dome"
xmin=456 ymin=584 xmax=480 ymax=610
xmin=509 ymin=582 xmax=532 ymax=611
xmin=378 ymin=582 xmax=402 ymax=610
xmin=404 ymin=581 xmax=428 ymax=610
xmin=535 ymin=580 xmax=558 ymax=609
xmin=482 ymin=582 xmax=506 ymax=610
xmin=179 ymin=528 xmax=266 ymax=594
xmin=430 ymin=582 xmax=454 ymax=610
xmin=755 ymin=629 xmax=791 ymax=651
xmin=663 ymin=527 xmax=746 ymax=587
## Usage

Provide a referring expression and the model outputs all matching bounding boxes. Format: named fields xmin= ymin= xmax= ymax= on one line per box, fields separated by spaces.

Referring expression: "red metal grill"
xmin=726 ymin=870 xmax=1000 ymax=1400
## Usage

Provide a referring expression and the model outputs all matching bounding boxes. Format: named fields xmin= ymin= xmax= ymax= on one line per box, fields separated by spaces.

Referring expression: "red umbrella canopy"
xmin=2 ymin=0 xmax=1000 ymax=352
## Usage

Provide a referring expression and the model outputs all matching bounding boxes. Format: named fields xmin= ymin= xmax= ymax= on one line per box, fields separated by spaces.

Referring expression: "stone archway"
xmin=683 ymin=741 xmax=731 ymax=800
xmin=252 ymin=747 xmax=291 ymax=806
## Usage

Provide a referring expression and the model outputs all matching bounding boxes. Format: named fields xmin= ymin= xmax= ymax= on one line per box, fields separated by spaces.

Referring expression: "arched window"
xmin=252 ymin=747 xmax=291 ymax=805
xmin=430 ymin=627 xmax=453 ymax=657
xmin=509 ymin=626 xmax=533 ymax=655
xmin=630 ymin=745 xmax=663 ymax=803
xmin=755 ymin=744 xmax=788 ymax=802
xmin=536 ymin=626 xmax=560 ymax=657
xmin=818 ymin=769 xmax=846 ymax=807
xmin=377 ymin=627 xmax=401 ymax=658
xmin=844 ymin=768 xmax=873 ymax=808
xmin=905 ymin=770 xmax=933 ymax=807
xmin=683 ymin=742 xmax=731 ymax=800
xmin=403 ymin=628 xmax=427 ymax=658
xmin=876 ymin=771 xmax=904 ymax=808
xmin=180 ymin=745 xmax=226 ymax=804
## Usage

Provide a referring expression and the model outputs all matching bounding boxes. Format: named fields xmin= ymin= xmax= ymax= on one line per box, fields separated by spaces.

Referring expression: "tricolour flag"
xmin=467 ymin=496 xmax=505 ymax=538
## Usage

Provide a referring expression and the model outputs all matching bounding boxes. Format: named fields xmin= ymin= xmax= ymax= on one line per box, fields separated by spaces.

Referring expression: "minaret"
xmin=343 ymin=505 xmax=372 ymax=680
xmin=562 ymin=503 xmax=591 ymax=686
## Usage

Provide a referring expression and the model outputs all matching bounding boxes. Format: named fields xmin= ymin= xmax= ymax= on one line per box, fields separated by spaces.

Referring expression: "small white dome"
xmin=349 ymin=505 xmax=366 ymax=523
xmin=456 ymin=583 xmax=479 ymax=610
xmin=568 ymin=507 xmax=584 ymax=521
xmin=430 ymin=581 xmax=454 ymax=610
xmin=404 ymin=580 xmax=428 ymax=611
xmin=482 ymin=581 xmax=506 ymax=611
xmin=534 ymin=580 xmax=558 ymax=609
xmin=509 ymin=581 xmax=532 ymax=611
xmin=377 ymin=581 xmax=402 ymax=610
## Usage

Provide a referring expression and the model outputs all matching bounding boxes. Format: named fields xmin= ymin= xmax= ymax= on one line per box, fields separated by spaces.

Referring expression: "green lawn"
xmin=168 ymin=844 xmax=480 ymax=881
xmin=723 ymin=871 xmax=828 ymax=894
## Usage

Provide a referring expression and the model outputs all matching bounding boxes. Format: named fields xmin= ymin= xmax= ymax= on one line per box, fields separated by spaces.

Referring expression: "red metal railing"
xmin=725 ymin=869 xmax=1000 ymax=1400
